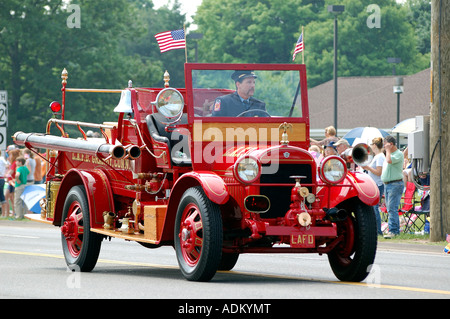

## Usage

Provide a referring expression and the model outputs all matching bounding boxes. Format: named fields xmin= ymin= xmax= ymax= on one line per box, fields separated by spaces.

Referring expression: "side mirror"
xmin=153 ymin=88 xmax=184 ymax=123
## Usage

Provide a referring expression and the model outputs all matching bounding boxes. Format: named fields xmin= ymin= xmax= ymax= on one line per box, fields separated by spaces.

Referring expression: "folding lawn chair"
xmin=399 ymin=182 xmax=430 ymax=233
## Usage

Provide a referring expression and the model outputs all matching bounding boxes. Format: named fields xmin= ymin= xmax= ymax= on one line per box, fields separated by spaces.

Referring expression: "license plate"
xmin=290 ymin=233 xmax=315 ymax=248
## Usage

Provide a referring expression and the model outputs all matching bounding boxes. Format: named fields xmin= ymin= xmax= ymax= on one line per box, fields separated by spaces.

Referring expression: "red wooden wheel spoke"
xmin=179 ymin=204 xmax=204 ymax=266
xmin=62 ymin=202 xmax=85 ymax=258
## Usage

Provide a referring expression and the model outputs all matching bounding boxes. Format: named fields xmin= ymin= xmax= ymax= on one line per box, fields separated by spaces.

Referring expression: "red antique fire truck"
xmin=14 ymin=63 xmax=379 ymax=282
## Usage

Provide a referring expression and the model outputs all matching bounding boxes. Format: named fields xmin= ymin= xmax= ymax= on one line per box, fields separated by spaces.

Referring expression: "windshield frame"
xmin=184 ymin=63 xmax=309 ymax=125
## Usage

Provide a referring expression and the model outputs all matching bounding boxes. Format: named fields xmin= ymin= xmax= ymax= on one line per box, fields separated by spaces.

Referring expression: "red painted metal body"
xmin=14 ymin=63 xmax=379 ymax=282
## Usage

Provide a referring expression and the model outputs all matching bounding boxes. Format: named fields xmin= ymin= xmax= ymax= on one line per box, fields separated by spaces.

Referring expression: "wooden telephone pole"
xmin=430 ymin=0 xmax=450 ymax=241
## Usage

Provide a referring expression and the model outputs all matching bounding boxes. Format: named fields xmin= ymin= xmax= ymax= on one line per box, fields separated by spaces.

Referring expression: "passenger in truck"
xmin=212 ymin=70 xmax=266 ymax=117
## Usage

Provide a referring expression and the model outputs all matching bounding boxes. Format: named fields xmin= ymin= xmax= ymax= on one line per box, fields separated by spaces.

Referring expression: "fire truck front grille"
xmin=260 ymin=163 xmax=312 ymax=219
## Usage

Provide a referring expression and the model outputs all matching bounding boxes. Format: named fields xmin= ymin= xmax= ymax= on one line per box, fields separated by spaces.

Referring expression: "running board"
xmin=90 ymin=228 xmax=159 ymax=245
xmin=25 ymin=214 xmax=54 ymax=225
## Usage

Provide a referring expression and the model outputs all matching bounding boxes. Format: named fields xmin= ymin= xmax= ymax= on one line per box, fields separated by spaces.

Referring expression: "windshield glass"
xmin=190 ymin=68 xmax=303 ymax=118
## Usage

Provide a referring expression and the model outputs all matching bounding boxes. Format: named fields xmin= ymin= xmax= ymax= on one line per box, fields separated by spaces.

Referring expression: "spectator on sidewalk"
xmin=310 ymin=126 xmax=339 ymax=147
xmin=0 ymin=150 xmax=7 ymax=217
xmin=381 ymin=135 xmax=404 ymax=238
xmin=23 ymin=149 xmax=36 ymax=185
xmin=361 ymin=137 xmax=385 ymax=235
xmin=5 ymin=147 xmax=20 ymax=217
xmin=14 ymin=156 xmax=29 ymax=219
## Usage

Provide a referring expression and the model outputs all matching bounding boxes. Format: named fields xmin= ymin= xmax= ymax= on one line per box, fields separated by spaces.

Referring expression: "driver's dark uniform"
xmin=211 ymin=92 xmax=266 ymax=117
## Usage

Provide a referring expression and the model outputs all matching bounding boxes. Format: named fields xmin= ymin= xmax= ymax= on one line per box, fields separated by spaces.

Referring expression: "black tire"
xmin=61 ymin=185 xmax=102 ymax=272
xmin=327 ymin=201 xmax=377 ymax=282
xmin=218 ymin=252 xmax=240 ymax=271
xmin=174 ymin=187 xmax=223 ymax=281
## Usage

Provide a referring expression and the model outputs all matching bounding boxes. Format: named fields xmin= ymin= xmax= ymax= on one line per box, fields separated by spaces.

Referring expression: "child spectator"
xmin=14 ymin=156 xmax=29 ymax=219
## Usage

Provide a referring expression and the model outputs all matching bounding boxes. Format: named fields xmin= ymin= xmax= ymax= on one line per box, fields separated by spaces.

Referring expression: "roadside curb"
xmin=377 ymin=241 xmax=445 ymax=254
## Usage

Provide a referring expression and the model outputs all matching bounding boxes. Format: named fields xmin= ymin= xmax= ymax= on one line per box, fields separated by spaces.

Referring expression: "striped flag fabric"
xmin=292 ymin=32 xmax=303 ymax=61
xmin=154 ymin=29 xmax=186 ymax=53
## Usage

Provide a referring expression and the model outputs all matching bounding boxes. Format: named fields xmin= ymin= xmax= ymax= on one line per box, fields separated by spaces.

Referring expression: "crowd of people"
xmin=309 ymin=126 xmax=409 ymax=239
xmin=0 ymin=145 xmax=45 ymax=220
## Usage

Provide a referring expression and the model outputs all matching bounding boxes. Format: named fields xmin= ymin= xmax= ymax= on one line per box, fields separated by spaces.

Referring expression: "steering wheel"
xmin=236 ymin=109 xmax=271 ymax=117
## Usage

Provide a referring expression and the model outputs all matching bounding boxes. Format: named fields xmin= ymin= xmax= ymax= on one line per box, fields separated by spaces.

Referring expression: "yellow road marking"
xmin=0 ymin=250 xmax=65 ymax=259
xmin=335 ymin=280 xmax=450 ymax=295
xmin=1 ymin=249 xmax=449 ymax=296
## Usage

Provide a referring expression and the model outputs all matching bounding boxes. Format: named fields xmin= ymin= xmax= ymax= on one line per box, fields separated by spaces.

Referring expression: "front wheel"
xmin=327 ymin=201 xmax=377 ymax=282
xmin=61 ymin=185 xmax=102 ymax=272
xmin=175 ymin=187 xmax=223 ymax=281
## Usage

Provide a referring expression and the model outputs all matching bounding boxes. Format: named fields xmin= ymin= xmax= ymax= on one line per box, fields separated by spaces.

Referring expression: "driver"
xmin=212 ymin=70 xmax=266 ymax=117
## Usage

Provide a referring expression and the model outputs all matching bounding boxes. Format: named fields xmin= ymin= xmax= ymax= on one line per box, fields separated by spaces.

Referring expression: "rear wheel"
xmin=175 ymin=187 xmax=223 ymax=281
xmin=61 ymin=185 xmax=102 ymax=272
xmin=327 ymin=201 xmax=377 ymax=282
xmin=218 ymin=252 xmax=240 ymax=271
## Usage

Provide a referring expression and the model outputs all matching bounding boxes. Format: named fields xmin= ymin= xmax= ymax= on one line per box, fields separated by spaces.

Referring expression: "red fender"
xmin=52 ymin=169 xmax=114 ymax=228
xmin=345 ymin=172 xmax=380 ymax=206
xmin=321 ymin=172 xmax=380 ymax=208
xmin=173 ymin=171 xmax=229 ymax=205
xmin=160 ymin=171 xmax=229 ymax=242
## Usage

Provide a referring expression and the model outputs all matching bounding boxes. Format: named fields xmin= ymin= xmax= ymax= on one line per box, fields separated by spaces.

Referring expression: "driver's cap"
xmin=231 ymin=70 xmax=257 ymax=82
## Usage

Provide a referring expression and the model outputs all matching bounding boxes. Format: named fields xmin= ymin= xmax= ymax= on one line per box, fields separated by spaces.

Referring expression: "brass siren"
xmin=351 ymin=143 xmax=374 ymax=167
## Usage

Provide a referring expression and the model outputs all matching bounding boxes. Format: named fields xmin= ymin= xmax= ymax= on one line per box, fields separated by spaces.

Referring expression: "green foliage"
xmin=194 ymin=0 xmax=430 ymax=87
xmin=0 ymin=0 xmax=186 ymax=143
xmin=0 ymin=0 xmax=431 ymax=144
xmin=195 ymin=0 xmax=317 ymax=63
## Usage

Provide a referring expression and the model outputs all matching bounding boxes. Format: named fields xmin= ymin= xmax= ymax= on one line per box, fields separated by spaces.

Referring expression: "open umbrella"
xmin=20 ymin=184 xmax=46 ymax=214
xmin=392 ymin=118 xmax=416 ymax=134
xmin=342 ymin=127 xmax=390 ymax=146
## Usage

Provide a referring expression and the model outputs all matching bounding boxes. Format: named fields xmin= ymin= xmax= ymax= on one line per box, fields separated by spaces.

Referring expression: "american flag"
xmin=155 ymin=29 xmax=186 ymax=53
xmin=292 ymin=32 xmax=303 ymax=61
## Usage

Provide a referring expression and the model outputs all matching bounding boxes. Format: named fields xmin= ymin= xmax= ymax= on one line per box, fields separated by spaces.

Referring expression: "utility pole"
xmin=430 ymin=0 xmax=450 ymax=241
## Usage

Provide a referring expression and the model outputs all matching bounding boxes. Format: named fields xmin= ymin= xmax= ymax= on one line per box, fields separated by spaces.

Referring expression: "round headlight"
xmin=154 ymin=88 xmax=184 ymax=122
xmin=234 ymin=156 xmax=261 ymax=184
xmin=319 ymin=156 xmax=347 ymax=184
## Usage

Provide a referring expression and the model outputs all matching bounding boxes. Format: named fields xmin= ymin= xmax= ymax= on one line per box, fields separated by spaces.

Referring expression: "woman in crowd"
xmin=5 ymin=148 xmax=20 ymax=217
xmin=361 ymin=137 xmax=385 ymax=235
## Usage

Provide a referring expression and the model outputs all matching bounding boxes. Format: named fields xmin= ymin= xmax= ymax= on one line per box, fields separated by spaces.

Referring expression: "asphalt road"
xmin=1 ymin=220 xmax=449 ymax=302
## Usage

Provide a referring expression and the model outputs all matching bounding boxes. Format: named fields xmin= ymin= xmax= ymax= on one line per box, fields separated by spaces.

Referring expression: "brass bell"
xmin=114 ymin=90 xmax=133 ymax=113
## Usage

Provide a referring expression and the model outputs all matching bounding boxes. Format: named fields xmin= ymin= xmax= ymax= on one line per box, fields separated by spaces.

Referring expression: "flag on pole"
xmin=155 ymin=29 xmax=186 ymax=53
xmin=292 ymin=32 xmax=304 ymax=61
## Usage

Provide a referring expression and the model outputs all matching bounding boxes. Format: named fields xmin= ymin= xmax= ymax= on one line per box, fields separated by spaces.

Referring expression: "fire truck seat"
xmin=146 ymin=113 xmax=191 ymax=166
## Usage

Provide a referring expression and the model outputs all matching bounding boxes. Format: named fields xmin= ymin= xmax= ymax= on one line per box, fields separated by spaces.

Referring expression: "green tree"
xmin=405 ymin=0 xmax=431 ymax=55
xmin=0 ymin=0 xmax=188 ymax=142
xmin=0 ymin=0 xmax=64 ymax=127
xmin=194 ymin=0 xmax=317 ymax=63
xmin=0 ymin=0 xmax=140 ymax=138
xmin=193 ymin=0 xmax=430 ymax=88
xmin=124 ymin=0 xmax=187 ymax=88
xmin=303 ymin=0 xmax=430 ymax=87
